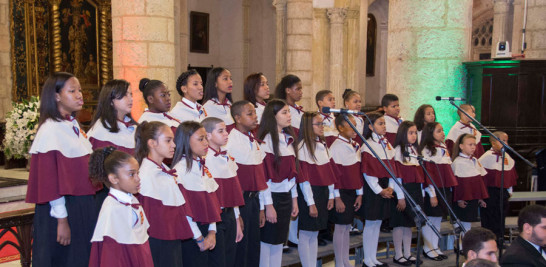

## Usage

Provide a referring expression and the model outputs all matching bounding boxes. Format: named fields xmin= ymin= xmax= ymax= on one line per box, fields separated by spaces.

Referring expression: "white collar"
xmin=182 ymin=97 xmax=199 ymax=109
xmin=459 ymin=152 xmax=473 ymax=159
xmin=372 ymin=132 xmax=383 ymax=141
xmin=109 ymin=187 xmax=133 ymax=204
xmin=337 ymin=135 xmax=351 ymax=143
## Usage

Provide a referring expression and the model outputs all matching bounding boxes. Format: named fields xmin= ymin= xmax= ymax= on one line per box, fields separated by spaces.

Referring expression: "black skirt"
xmin=261 ymin=192 xmax=292 ymax=245
xmin=330 ymin=189 xmax=357 ymax=225
xmin=360 ymin=177 xmax=391 ymax=221
xmin=424 ymin=187 xmax=453 ymax=218
xmin=390 ymin=183 xmax=424 ymax=228
xmin=32 ymin=195 xmax=97 ymax=267
xmin=453 ymin=199 xmax=480 ymax=222
xmin=298 ymin=185 xmax=329 ymax=231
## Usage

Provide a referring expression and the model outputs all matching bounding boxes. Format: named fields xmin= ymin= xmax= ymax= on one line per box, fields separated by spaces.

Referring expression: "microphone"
xmin=402 ymin=151 xmax=433 ymax=162
xmin=435 ymin=96 xmax=466 ymax=101
xmin=322 ymin=107 xmax=365 ymax=116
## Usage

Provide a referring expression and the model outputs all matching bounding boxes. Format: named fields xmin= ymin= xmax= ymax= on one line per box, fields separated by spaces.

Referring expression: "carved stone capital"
xmin=273 ymin=0 xmax=287 ymax=9
xmin=327 ymin=8 xmax=347 ymax=24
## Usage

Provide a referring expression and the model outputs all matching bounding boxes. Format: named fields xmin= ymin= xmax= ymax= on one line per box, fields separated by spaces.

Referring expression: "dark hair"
xmin=175 ymin=69 xmax=200 ymax=97
xmin=90 ymin=79 xmax=136 ymax=133
xmin=394 ymin=121 xmax=418 ymax=163
xmin=342 ymin=89 xmax=360 ymax=107
xmin=363 ymin=112 xmax=384 ymax=140
xmin=258 ymin=99 xmax=298 ymax=171
xmin=518 ymin=204 xmax=546 ymax=232
xmin=418 ymin=122 xmax=441 ymax=156
xmin=274 ymin=74 xmax=301 ymax=100
xmin=243 ymin=72 xmax=264 ymax=106
xmin=334 ymin=113 xmax=353 ymax=131
xmin=134 ymin=121 xmax=169 ymax=164
xmin=230 ymin=100 xmax=252 ymax=121
xmin=139 ymin=78 xmax=165 ymax=106
xmin=381 ymin=93 xmax=399 ymax=107
xmin=38 ymin=72 xmax=76 ymax=127
xmin=465 ymin=259 xmax=497 ymax=267
xmin=298 ymin=112 xmax=324 ymax=162
xmin=202 ymin=117 xmax=224 ymax=133
xmin=413 ymin=104 xmax=435 ymax=131
xmin=171 ymin=121 xmax=204 ymax=171
xmin=462 ymin=227 xmax=496 ymax=259
xmin=451 ymin=133 xmax=476 ymax=161
xmin=315 ymin=90 xmax=332 ymax=108
xmin=203 ymin=67 xmax=232 ymax=103
xmin=88 ymin=146 xmax=134 ymax=187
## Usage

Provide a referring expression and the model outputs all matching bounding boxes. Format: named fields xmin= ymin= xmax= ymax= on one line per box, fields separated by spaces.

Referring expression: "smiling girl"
xmin=203 ymin=67 xmax=235 ymax=132
xmin=243 ymin=72 xmax=271 ymax=124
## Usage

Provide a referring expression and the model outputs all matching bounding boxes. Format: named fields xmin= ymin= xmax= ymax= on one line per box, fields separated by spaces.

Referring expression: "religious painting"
xmin=10 ymin=0 xmax=113 ymax=126
xmin=10 ymin=0 xmax=51 ymax=102
xmin=190 ymin=11 xmax=209 ymax=53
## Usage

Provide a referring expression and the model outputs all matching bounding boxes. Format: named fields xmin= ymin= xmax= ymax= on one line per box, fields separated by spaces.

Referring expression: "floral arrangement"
xmin=2 ymin=96 xmax=40 ymax=160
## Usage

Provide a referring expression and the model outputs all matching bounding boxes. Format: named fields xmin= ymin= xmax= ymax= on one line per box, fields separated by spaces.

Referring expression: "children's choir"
xmin=26 ymin=70 xmax=517 ymax=267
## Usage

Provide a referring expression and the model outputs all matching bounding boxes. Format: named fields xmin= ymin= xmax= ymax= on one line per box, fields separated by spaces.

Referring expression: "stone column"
xmin=387 ymin=0 xmax=472 ymax=130
xmin=327 ymin=8 xmax=347 ymax=107
xmin=345 ymin=8 xmax=359 ymax=100
xmin=521 ymin=0 xmax=546 ymax=58
xmin=111 ymin=0 xmax=176 ymax=120
xmin=312 ymin=9 xmax=329 ymax=99
xmin=491 ymin=0 xmax=512 ymax=55
xmin=511 ymin=0 xmax=524 ymax=54
xmin=286 ymin=0 xmax=313 ymax=108
xmin=273 ymin=0 xmax=287 ymax=83
xmin=0 ymin=0 xmax=11 ymax=120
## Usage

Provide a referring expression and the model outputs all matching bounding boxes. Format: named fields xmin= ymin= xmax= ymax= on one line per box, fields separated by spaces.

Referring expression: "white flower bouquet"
xmin=2 ymin=96 xmax=40 ymax=160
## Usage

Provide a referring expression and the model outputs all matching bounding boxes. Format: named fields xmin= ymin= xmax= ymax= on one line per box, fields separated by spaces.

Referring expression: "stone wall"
xmin=111 ymin=0 xmax=176 ymax=120
xmin=521 ymin=0 xmax=546 ymax=58
xmin=0 ymin=0 xmax=11 ymax=121
xmin=387 ymin=0 xmax=473 ymax=130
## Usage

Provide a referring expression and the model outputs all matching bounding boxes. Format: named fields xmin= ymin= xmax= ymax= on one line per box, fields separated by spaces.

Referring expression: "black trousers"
xmin=235 ymin=191 xmax=261 ymax=267
xmin=481 ymin=187 xmax=510 ymax=239
xmin=181 ymin=223 xmax=211 ymax=267
xmin=209 ymin=208 xmax=237 ymax=267
xmin=149 ymin=237 xmax=183 ymax=267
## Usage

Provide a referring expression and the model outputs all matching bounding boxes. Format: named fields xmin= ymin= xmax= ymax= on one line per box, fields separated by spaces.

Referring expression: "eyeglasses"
xmin=312 ymin=122 xmax=326 ymax=127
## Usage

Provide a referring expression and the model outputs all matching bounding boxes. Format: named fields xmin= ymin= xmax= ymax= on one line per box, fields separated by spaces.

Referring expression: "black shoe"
xmin=362 ymin=263 xmax=374 ymax=267
xmin=405 ymin=256 xmax=422 ymax=265
xmin=422 ymin=250 xmax=443 ymax=261
xmin=393 ymin=256 xmax=411 ymax=266
xmin=282 ymin=245 xmax=291 ymax=253
xmin=350 ymin=225 xmax=362 ymax=235
xmin=286 ymin=241 xmax=297 ymax=248
xmin=318 ymin=238 xmax=327 ymax=246
xmin=375 ymin=262 xmax=389 ymax=267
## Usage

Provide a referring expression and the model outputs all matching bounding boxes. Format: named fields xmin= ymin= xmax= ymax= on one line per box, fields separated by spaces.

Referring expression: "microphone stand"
xmin=415 ymin=157 xmax=467 ymax=266
xmin=341 ymin=113 xmax=440 ymax=267
xmin=448 ymin=100 xmax=536 ymax=258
